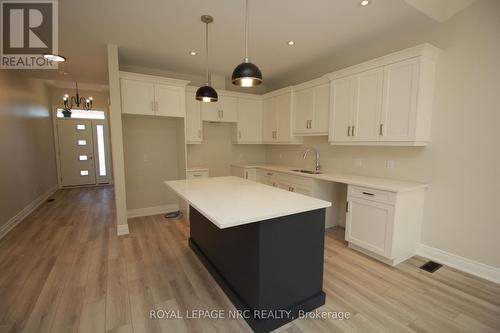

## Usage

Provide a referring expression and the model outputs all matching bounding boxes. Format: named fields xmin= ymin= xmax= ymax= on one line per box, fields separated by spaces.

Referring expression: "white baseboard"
xmin=117 ymin=223 xmax=130 ymax=236
xmin=127 ymin=204 xmax=179 ymax=219
xmin=417 ymin=244 xmax=500 ymax=284
xmin=0 ymin=185 xmax=59 ymax=240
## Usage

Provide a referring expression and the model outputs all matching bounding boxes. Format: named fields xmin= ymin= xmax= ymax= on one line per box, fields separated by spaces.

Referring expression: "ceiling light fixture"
xmin=190 ymin=51 xmax=197 ymax=56
xmin=60 ymin=82 xmax=94 ymax=117
xmin=287 ymin=40 xmax=295 ymax=46
xmin=360 ymin=0 xmax=370 ymax=6
xmin=231 ymin=0 xmax=262 ymax=87
xmin=43 ymin=53 xmax=66 ymax=62
xmin=195 ymin=15 xmax=218 ymax=103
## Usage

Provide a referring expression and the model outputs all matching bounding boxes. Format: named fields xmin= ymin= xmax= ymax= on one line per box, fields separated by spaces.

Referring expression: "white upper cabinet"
xmin=293 ymin=78 xmax=330 ymax=136
xmin=326 ymin=44 xmax=440 ymax=146
xmin=235 ymin=98 xmax=262 ymax=143
xmin=262 ymin=97 xmax=277 ymax=142
xmin=119 ymin=72 xmax=189 ymax=117
xmin=185 ymin=87 xmax=202 ymax=144
xmin=262 ymin=88 xmax=302 ymax=144
xmin=120 ymin=79 xmax=155 ymax=116
xmin=201 ymin=95 xmax=237 ymax=122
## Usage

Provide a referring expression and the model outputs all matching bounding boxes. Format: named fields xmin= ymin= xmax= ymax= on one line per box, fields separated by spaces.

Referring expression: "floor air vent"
xmin=420 ymin=261 xmax=442 ymax=273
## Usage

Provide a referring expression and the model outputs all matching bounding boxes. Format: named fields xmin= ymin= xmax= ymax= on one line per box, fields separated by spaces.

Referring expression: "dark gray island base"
xmin=189 ymin=206 xmax=326 ymax=333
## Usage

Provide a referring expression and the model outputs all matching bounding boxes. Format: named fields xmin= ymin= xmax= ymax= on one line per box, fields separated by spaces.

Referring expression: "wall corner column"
xmin=107 ymin=43 xmax=129 ymax=235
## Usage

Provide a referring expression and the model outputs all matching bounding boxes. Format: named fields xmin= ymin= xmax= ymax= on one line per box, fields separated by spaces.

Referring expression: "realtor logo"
xmin=1 ymin=0 xmax=58 ymax=69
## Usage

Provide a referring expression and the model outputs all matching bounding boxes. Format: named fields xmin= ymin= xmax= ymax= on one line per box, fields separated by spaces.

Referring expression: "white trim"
xmin=293 ymin=77 xmax=329 ymax=91
xmin=117 ymin=224 xmax=130 ymax=236
xmin=0 ymin=185 xmax=58 ymax=240
xmin=120 ymin=71 xmax=190 ymax=87
xmin=417 ymin=244 xmax=500 ymax=284
xmin=127 ymin=204 xmax=179 ymax=219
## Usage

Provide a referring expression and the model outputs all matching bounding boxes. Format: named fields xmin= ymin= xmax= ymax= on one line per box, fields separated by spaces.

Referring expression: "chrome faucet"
xmin=302 ymin=148 xmax=321 ymax=171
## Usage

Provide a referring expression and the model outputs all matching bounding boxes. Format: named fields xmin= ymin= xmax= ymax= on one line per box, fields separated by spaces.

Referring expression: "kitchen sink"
xmin=291 ymin=169 xmax=323 ymax=175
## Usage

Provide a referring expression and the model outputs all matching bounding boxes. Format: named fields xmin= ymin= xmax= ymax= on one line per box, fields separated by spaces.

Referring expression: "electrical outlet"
xmin=354 ymin=158 xmax=363 ymax=168
xmin=386 ymin=160 xmax=395 ymax=169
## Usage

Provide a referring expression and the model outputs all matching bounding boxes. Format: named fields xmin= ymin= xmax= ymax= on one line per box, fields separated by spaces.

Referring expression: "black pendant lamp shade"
xmin=232 ymin=59 xmax=262 ymax=87
xmin=196 ymin=84 xmax=218 ymax=102
xmin=232 ymin=0 xmax=262 ymax=87
xmin=195 ymin=15 xmax=218 ymax=102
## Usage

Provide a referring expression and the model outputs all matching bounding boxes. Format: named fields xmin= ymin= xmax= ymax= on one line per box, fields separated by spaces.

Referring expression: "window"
xmin=57 ymin=109 xmax=105 ymax=119
xmin=76 ymin=124 xmax=86 ymax=130
xmin=96 ymin=125 xmax=107 ymax=176
xmin=77 ymin=140 xmax=87 ymax=146
xmin=79 ymin=155 xmax=88 ymax=161
xmin=80 ymin=170 xmax=89 ymax=176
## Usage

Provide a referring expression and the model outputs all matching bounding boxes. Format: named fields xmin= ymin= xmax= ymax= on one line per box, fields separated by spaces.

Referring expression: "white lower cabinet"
xmin=185 ymin=87 xmax=203 ymax=144
xmin=186 ymin=169 xmax=209 ymax=179
xmin=231 ymin=166 xmax=257 ymax=181
xmin=345 ymin=185 xmax=425 ymax=266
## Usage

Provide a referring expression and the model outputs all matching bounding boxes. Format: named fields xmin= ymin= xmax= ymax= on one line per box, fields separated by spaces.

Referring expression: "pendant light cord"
xmin=205 ymin=21 xmax=209 ymax=85
xmin=245 ymin=0 xmax=249 ymax=61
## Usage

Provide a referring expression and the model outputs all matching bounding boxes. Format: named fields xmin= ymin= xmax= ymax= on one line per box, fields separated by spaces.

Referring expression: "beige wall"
xmin=122 ymin=116 xmax=184 ymax=210
xmin=266 ymin=0 xmax=500 ymax=269
xmin=187 ymin=122 xmax=266 ymax=177
xmin=0 ymin=73 xmax=58 ymax=229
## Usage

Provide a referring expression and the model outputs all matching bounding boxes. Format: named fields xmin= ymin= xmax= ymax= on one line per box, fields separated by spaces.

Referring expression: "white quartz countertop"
xmin=165 ymin=176 xmax=331 ymax=229
xmin=230 ymin=164 xmax=428 ymax=193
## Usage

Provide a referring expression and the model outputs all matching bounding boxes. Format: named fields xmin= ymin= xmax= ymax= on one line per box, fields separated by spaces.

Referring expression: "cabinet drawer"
xmin=186 ymin=171 xmax=209 ymax=179
xmin=277 ymin=172 xmax=313 ymax=188
xmin=348 ymin=185 xmax=395 ymax=205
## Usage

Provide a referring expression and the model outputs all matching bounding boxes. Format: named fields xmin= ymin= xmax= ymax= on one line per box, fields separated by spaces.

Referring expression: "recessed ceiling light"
xmin=360 ymin=0 xmax=370 ymax=6
xmin=287 ymin=40 xmax=295 ymax=46
xmin=190 ymin=51 xmax=197 ymax=56
xmin=43 ymin=53 xmax=66 ymax=62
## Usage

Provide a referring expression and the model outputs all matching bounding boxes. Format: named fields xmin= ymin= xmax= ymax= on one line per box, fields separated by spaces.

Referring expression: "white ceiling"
xmin=23 ymin=0 xmax=446 ymax=88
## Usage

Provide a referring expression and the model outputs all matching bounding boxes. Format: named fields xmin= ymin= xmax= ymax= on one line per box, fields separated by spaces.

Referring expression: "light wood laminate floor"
xmin=0 ymin=186 xmax=499 ymax=333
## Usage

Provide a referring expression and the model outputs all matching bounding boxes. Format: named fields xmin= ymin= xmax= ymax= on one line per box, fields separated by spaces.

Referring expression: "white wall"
xmin=122 ymin=116 xmax=183 ymax=210
xmin=187 ymin=122 xmax=266 ymax=177
xmin=0 ymin=74 xmax=58 ymax=230
xmin=266 ymin=0 xmax=500 ymax=269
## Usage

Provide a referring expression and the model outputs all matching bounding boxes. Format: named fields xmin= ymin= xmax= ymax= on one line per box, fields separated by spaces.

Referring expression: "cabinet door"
xmin=237 ymin=98 xmax=262 ymax=143
xmin=330 ymin=77 xmax=354 ymax=142
xmin=185 ymin=94 xmax=202 ymax=144
xmin=120 ymin=79 xmax=155 ymax=115
xmin=276 ymin=92 xmax=293 ymax=142
xmin=346 ymin=197 xmax=394 ymax=257
xmin=293 ymin=88 xmax=314 ymax=134
xmin=312 ymin=83 xmax=330 ymax=134
xmin=244 ymin=168 xmax=257 ymax=181
xmin=201 ymin=99 xmax=222 ymax=121
xmin=262 ymin=97 xmax=277 ymax=142
xmin=351 ymin=68 xmax=383 ymax=141
xmin=380 ymin=58 xmax=419 ymax=141
xmin=154 ymin=84 xmax=184 ymax=117
xmin=220 ymin=96 xmax=238 ymax=122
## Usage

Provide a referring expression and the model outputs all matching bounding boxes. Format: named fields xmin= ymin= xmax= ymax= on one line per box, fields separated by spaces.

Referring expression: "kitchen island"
xmin=165 ymin=176 xmax=331 ymax=332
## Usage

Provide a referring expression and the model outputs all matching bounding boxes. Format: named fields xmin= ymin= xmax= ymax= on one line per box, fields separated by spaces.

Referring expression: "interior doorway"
xmin=55 ymin=109 xmax=112 ymax=187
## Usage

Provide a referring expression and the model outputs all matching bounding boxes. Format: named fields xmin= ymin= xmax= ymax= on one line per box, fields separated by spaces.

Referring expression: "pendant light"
xmin=232 ymin=0 xmax=262 ymax=87
xmin=196 ymin=15 xmax=218 ymax=102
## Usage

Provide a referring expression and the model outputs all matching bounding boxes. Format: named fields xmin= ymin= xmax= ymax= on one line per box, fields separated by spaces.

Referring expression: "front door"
xmin=57 ymin=118 xmax=111 ymax=187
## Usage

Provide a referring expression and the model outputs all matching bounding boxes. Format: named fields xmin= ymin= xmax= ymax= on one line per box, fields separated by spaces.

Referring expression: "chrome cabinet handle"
xmin=347 ymin=126 xmax=351 ymax=137
xmin=352 ymin=126 xmax=355 ymax=137
xmin=379 ymin=124 xmax=384 ymax=136
xmin=362 ymin=191 xmax=374 ymax=196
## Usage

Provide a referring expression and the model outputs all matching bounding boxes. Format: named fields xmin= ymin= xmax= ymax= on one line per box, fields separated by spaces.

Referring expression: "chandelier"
xmin=61 ymin=82 xmax=93 ymax=116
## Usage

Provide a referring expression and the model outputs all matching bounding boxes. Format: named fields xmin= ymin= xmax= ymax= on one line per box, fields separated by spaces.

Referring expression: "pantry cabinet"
xmin=326 ymin=43 xmax=440 ymax=146
xmin=201 ymin=95 xmax=237 ymax=122
xmin=293 ymin=78 xmax=330 ymax=136
xmin=185 ymin=87 xmax=202 ymax=144
xmin=262 ymin=87 xmax=302 ymax=144
xmin=120 ymin=72 xmax=189 ymax=117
